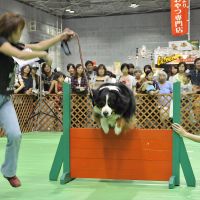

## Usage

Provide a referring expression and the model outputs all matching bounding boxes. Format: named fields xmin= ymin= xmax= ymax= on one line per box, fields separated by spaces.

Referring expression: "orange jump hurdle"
xmin=49 ymin=82 xmax=196 ymax=189
xmin=70 ymin=128 xmax=172 ymax=181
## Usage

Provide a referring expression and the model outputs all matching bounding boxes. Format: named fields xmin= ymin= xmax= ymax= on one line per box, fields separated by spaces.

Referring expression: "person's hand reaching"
xmin=172 ymin=123 xmax=190 ymax=137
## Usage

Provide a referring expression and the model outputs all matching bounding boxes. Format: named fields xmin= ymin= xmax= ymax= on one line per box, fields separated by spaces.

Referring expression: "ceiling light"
xmin=129 ymin=4 xmax=140 ymax=8
xmin=65 ymin=9 xmax=75 ymax=14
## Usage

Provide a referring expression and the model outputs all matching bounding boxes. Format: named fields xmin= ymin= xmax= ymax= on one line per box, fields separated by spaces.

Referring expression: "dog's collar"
xmin=99 ymin=85 xmax=119 ymax=92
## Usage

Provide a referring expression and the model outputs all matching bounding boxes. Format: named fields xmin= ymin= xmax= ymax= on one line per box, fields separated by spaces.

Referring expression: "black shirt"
xmin=190 ymin=69 xmax=200 ymax=86
xmin=42 ymin=72 xmax=55 ymax=91
xmin=0 ymin=37 xmax=16 ymax=95
xmin=19 ymin=76 xmax=33 ymax=94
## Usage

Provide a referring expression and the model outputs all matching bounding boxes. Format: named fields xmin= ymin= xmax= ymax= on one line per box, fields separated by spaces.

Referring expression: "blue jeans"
xmin=0 ymin=94 xmax=21 ymax=177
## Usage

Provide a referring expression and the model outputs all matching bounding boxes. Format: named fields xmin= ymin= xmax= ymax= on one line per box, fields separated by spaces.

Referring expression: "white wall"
xmin=64 ymin=10 xmax=200 ymax=69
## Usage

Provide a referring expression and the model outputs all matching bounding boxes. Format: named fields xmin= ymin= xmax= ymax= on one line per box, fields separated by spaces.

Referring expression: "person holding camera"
xmin=0 ymin=12 xmax=75 ymax=187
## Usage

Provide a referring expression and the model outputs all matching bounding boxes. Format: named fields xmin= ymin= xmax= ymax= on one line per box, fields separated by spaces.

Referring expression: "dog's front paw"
xmin=102 ymin=127 xmax=109 ymax=134
xmin=114 ymin=125 xmax=122 ymax=135
xmin=100 ymin=118 xmax=109 ymax=134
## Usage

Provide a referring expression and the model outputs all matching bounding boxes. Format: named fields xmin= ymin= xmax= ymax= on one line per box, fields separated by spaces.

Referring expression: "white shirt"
xmin=118 ymin=75 xmax=136 ymax=90
xmin=168 ymin=75 xmax=177 ymax=83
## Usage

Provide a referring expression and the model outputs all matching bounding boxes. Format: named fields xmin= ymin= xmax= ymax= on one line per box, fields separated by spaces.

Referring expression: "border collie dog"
xmin=92 ymin=83 xmax=136 ymax=135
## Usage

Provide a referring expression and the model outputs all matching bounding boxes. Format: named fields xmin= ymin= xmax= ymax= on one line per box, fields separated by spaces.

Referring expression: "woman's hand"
xmin=25 ymin=88 xmax=32 ymax=95
xmin=60 ymin=28 xmax=75 ymax=41
xmin=172 ymin=123 xmax=190 ymax=137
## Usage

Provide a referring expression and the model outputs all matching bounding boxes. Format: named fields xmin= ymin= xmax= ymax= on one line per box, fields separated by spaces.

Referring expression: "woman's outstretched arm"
xmin=172 ymin=123 xmax=200 ymax=143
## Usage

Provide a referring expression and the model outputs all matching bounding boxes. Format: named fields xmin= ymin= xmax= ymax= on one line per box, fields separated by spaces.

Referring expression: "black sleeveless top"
xmin=0 ymin=37 xmax=24 ymax=95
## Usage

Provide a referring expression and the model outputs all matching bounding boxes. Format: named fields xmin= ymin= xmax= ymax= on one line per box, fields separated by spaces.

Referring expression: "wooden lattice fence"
xmin=0 ymin=93 xmax=200 ymax=137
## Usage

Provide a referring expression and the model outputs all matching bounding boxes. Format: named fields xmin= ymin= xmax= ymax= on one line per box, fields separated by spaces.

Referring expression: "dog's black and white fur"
xmin=92 ymin=82 xmax=136 ymax=135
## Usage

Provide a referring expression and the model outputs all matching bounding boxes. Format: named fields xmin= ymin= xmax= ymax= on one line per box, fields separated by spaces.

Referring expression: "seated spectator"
xmin=15 ymin=64 xmax=33 ymax=95
xmin=138 ymin=70 xmax=159 ymax=95
xmin=190 ymin=58 xmax=200 ymax=93
xmin=118 ymin=63 xmax=136 ymax=93
xmin=49 ymin=72 xmax=66 ymax=94
xmin=128 ymin=63 xmax=135 ymax=76
xmin=66 ymin=63 xmax=75 ymax=77
xmin=92 ymin=64 xmax=111 ymax=89
xmin=41 ymin=63 xmax=56 ymax=93
xmin=71 ymin=64 xmax=88 ymax=95
xmin=157 ymin=71 xmax=173 ymax=120
xmin=141 ymin=65 xmax=153 ymax=79
xmin=85 ymin=60 xmax=116 ymax=80
xmin=64 ymin=63 xmax=75 ymax=83
xmin=174 ymin=62 xmax=187 ymax=84
xmin=158 ymin=71 xmax=173 ymax=94
xmin=144 ymin=65 xmax=153 ymax=73
xmin=168 ymin=65 xmax=178 ymax=83
xmin=85 ymin=60 xmax=96 ymax=83
xmin=31 ymin=65 xmax=40 ymax=94
xmin=134 ymin=69 xmax=143 ymax=93
xmin=181 ymin=73 xmax=193 ymax=95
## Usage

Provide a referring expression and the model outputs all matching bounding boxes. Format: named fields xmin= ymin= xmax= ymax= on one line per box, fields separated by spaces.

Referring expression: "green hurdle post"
xmin=49 ymin=83 xmax=74 ymax=184
xmin=169 ymin=81 xmax=196 ymax=189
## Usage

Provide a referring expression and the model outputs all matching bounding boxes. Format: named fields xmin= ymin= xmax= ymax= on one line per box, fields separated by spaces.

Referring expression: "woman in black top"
xmin=41 ymin=62 xmax=56 ymax=93
xmin=0 ymin=12 xmax=74 ymax=187
xmin=15 ymin=64 xmax=33 ymax=94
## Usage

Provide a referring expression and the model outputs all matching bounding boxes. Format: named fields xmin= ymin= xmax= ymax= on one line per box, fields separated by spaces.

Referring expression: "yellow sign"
xmin=157 ymin=54 xmax=181 ymax=65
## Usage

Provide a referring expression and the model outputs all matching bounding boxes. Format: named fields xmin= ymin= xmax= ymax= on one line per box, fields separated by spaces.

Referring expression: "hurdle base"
xmin=60 ymin=172 xmax=75 ymax=185
xmin=169 ymin=176 xmax=180 ymax=189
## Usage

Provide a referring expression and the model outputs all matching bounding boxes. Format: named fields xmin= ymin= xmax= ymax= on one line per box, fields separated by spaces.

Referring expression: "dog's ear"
xmin=91 ymin=89 xmax=99 ymax=106
xmin=91 ymin=89 xmax=99 ymax=99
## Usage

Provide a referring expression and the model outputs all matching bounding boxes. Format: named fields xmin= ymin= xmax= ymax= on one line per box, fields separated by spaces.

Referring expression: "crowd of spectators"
xmin=14 ymin=58 xmax=200 ymax=97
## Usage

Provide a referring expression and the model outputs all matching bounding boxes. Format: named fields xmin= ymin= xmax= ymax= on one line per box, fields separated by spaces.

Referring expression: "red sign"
xmin=171 ymin=0 xmax=189 ymax=36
